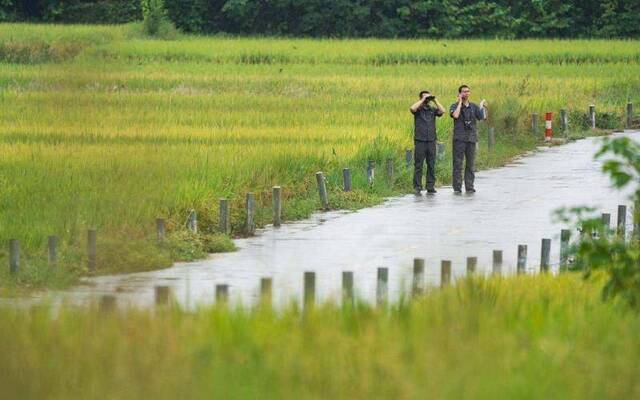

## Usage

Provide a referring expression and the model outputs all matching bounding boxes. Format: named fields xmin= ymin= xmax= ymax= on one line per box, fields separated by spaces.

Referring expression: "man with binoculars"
xmin=409 ymin=90 xmax=445 ymax=195
xmin=449 ymin=84 xmax=487 ymax=194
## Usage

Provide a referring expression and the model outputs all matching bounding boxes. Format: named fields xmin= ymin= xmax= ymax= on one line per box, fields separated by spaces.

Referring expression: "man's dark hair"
xmin=458 ymin=85 xmax=470 ymax=93
xmin=419 ymin=90 xmax=430 ymax=98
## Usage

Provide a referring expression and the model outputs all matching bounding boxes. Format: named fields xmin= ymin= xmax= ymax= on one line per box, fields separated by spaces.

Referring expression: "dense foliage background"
xmin=1 ymin=0 xmax=638 ymax=38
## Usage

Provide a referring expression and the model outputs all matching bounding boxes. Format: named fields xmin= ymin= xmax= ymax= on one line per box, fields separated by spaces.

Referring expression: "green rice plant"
xmin=0 ymin=24 xmax=638 ymax=288
xmin=0 ymin=274 xmax=638 ymax=399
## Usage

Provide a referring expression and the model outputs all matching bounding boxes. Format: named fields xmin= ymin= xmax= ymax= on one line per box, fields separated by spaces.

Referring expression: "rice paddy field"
xmin=0 ymin=23 xmax=639 ymax=289
xmin=2 ymin=274 xmax=639 ymax=399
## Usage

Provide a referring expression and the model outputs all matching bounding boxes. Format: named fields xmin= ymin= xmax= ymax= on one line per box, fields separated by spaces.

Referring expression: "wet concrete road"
xmin=31 ymin=132 xmax=639 ymax=309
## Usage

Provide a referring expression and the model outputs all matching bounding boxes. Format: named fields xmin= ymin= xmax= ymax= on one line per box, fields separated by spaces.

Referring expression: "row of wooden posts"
xmin=7 ymin=103 xmax=636 ymax=275
xmin=530 ymin=102 xmax=635 ymax=135
xmin=91 ymin=205 xmax=633 ymax=311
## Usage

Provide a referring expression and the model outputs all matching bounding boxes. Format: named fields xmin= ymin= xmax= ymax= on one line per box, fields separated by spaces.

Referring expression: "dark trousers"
xmin=452 ymin=140 xmax=476 ymax=191
xmin=413 ymin=140 xmax=436 ymax=190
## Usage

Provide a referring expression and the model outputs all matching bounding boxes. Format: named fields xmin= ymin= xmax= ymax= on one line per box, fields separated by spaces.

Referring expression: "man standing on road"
xmin=450 ymin=85 xmax=487 ymax=194
xmin=410 ymin=90 xmax=445 ymax=195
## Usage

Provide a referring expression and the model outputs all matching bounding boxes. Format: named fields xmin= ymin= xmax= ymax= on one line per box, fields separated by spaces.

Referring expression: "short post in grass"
xmin=627 ymin=102 xmax=634 ymax=129
xmin=436 ymin=142 xmax=445 ymax=161
xmin=617 ymin=205 xmax=627 ymax=238
xmin=376 ymin=267 xmax=388 ymax=305
xmin=488 ymin=127 xmax=496 ymax=150
xmin=219 ymin=198 xmax=230 ymax=234
xmin=187 ymin=209 xmax=197 ymax=233
xmin=441 ymin=260 xmax=451 ymax=287
xmin=155 ymin=285 xmax=170 ymax=306
xmin=316 ymin=172 xmax=329 ymax=210
xmin=531 ymin=113 xmax=539 ymax=136
xmin=385 ymin=158 xmax=394 ymax=184
xmin=303 ymin=271 xmax=315 ymax=308
xmin=272 ymin=186 xmax=282 ymax=227
xmin=246 ymin=193 xmax=255 ymax=235
xmin=216 ymin=284 xmax=229 ymax=304
xmin=601 ymin=213 xmax=611 ymax=237
xmin=540 ymin=238 xmax=551 ymax=272
xmin=492 ymin=250 xmax=503 ymax=275
xmin=412 ymin=258 xmax=425 ymax=297
xmin=87 ymin=229 xmax=97 ymax=272
xmin=48 ymin=235 xmax=58 ymax=265
xmin=9 ymin=239 xmax=19 ymax=275
xmin=99 ymin=295 xmax=116 ymax=314
xmin=366 ymin=160 xmax=375 ymax=186
xmin=342 ymin=168 xmax=351 ymax=192
xmin=560 ymin=109 xmax=568 ymax=136
xmin=405 ymin=149 xmax=412 ymax=168
xmin=466 ymin=257 xmax=477 ymax=275
xmin=589 ymin=104 xmax=596 ymax=129
xmin=342 ymin=271 xmax=354 ymax=306
xmin=560 ymin=230 xmax=571 ymax=271
xmin=260 ymin=277 xmax=272 ymax=304
xmin=517 ymin=245 xmax=527 ymax=274
xmin=155 ymin=218 xmax=165 ymax=243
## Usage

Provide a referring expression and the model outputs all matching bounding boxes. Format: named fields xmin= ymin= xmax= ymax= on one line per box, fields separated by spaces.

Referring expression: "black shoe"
xmin=414 ymin=188 xmax=422 ymax=196
xmin=426 ymin=189 xmax=437 ymax=194
xmin=466 ymin=188 xmax=476 ymax=193
xmin=453 ymin=189 xmax=462 ymax=194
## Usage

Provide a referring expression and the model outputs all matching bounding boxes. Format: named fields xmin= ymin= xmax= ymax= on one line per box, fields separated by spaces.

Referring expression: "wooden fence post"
xmin=87 ymin=229 xmax=97 ymax=272
xmin=260 ymin=277 xmax=272 ymax=304
xmin=412 ymin=258 xmax=424 ymax=296
xmin=405 ymin=149 xmax=412 ymax=168
xmin=155 ymin=285 xmax=170 ymax=306
xmin=219 ymin=198 xmax=230 ymax=234
xmin=246 ymin=193 xmax=255 ymax=235
xmin=618 ymin=204 xmax=627 ymax=238
xmin=532 ymin=113 xmax=539 ymax=135
xmin=342 ymin=271 xmax=354 ymax=305
xmin=560 ymin=108 xmax=568 ymax=136
xmin=304 ymin=271 xmax=315 ymax=308
xmin=589 ymin=104 xmax=596 ymax=129
xmin=216 ymin=284 xmax=229 ymax=303
xmin=155 ymin=218 xmax=165 ymax=243
xmin=367 ymin=160 xmax=375 ymax=186
xmin=187 ymin=209 xmax=197 ymax=233
xmin=627 ymin=102 xmax=634 ymax=129
xmin=492 ymin=250 xmax=503 ymax=275
xmin=386 ymin=158 xmax=394 ymax=184
xmin=316 ymin=172 xmax=329 ymax=210
xmin=342 ymin=168 xmax=351 ymax=192
xmin=441 ymin=260 xmax=451 ymax=287
xmin=517 ymin=244 xmax=527 ymax=274
xmin=599 ymin=213 xmax=610 ymax=238
xmin=376 ymin=267 xmax=388 ymax=306
xmin=540 ymin=238 xmax=551 ymax=272
xmin=99 ymin=295 xmax=116 ymax=313
xmin=560 ymin=230 xmax=570 ymax=271
xmin=273 ymin=186 xmax=282 ymax=227
xmin=48 ymin=235 xmax=58 ymax=265
xmin=466 ymin=256 xmax=477 ymax=275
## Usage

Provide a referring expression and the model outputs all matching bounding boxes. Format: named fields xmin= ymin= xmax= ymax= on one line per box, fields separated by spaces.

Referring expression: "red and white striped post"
xmin=544 ymin=112 xmax=553 ymax=142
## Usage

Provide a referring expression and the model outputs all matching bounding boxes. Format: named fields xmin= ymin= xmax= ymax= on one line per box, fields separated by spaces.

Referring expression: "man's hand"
xmin=457 ymin=93 xmax=463 ymax=103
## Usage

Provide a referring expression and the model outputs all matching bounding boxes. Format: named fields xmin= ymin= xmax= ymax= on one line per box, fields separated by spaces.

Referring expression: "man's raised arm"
xmin=451 ymin=94 xmax=463 ymax=119
xmin=410 ymin=96 xmax=427 ymax=113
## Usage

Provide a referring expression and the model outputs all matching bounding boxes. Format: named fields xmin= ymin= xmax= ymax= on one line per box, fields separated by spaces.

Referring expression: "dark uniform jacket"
xmin=449 ymin=102 xmax=486 ymax=142
xmin=411 ymin=105 xmax=444 ymax=142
